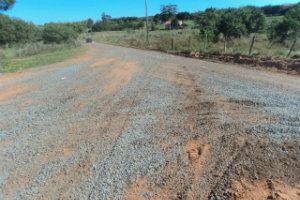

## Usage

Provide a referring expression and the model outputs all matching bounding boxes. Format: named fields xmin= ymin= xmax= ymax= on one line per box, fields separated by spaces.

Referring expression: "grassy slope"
xmin=0 ymin=46 xmax=86 ymax=73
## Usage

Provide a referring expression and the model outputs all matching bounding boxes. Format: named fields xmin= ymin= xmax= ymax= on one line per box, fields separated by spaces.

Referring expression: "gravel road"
xmin=1 ymin=43 xmax=300 ymax=199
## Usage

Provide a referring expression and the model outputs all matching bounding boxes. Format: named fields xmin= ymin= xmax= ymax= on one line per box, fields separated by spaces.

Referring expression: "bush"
xmin=0 ymin=15 xmax=42 ymax=45
xmin=171 ymin=18 xmax=179 ymax=29
xmin=43 ymin=23 xmax=79 ymax=44
xmin=151 ymin=23 xmax=159 ymax=31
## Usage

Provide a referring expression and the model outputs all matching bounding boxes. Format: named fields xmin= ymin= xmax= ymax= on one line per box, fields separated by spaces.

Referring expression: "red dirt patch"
xmin=50 ymin=45 xmax=95 ymax=69
xmin=89 ymin=57 xmax=121 ymax=68
xmin=62 ymin=148 xmax=74 ymax=158
xmin=185 ymin=52 xmax=300 ymax=76
xmin=0 ymin=83 xmax=30 ymax=105
xmin=125 ymin=178 xmax=151 ymax=200
xmin=0 ymin=71 xmax=31 ymax=85
xmin=184 ymin=140 xmax=209 ymax=165
xmin=230 ymin=179 xmax=300 ymax=200
xmin=99 ymin=60 xmax=142 ymax=97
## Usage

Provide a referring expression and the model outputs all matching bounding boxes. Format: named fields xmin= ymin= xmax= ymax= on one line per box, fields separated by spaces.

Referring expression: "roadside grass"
xmin=83 ymin=28 xmax=299 ymax=58
xmin=0 ymin=45 xmax=86 ymax=73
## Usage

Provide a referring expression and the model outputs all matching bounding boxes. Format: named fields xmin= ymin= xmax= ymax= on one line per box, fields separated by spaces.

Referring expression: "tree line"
xmin=194 ymin=4 xmax=299 ymax=53
xmin=0 ymin=15 xmax=94 ymax=46
xmin=0 ymin=0 xmax=95 ymax=45
xmin=92 ymin=12 xmax=144 ymax=32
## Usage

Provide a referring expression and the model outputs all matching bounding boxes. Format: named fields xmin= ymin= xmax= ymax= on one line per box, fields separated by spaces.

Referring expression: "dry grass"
xmin=0 ymin=44 xmax=86 ymax=73
xmin=82 ymin=30 xmax=300 ymax=58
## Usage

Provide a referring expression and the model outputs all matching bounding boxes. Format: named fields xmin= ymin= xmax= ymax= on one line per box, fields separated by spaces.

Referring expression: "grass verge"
xmin=0 ymin=46 xmax=86 ymax=73
xmin=83 ymin=30 xmax=299 ymax=58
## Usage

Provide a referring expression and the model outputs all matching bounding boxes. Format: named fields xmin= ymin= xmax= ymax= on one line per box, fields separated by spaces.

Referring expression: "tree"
xmin=275 ymin=5 xmax=300 ymax=57
xmin=196 ymin=8 xmax=219 ymax=49
xmin=237 ymin=7 xmax=265 ymax=55
xmin=268 ymin=5 xmax=300 ymax=42
xmin=0 ymin=0 xmax=15 ymax=11
xmin=101 ymin=12 xmax=106 ymax=24
xmin=136 ymin=21 xmax=144 ymax=29
xmin=237 ymin=7 xmax=265 ymax=35
xmin=171 ymin=18 xmax=179 ymax=29
xmin=261 ymin=4 xmax=297 ymax=16
xmin=0 ymin=14 xmax=16 ymax=44
xmin=218 ymin=9 xmax=247 ymax=52
xmin=13 ymin=18 xmax=32 ymax=44
xmin=71 ymin=22 xmax=85 ymax=34
xmin=283 ymin=5 xmax=300 ymax=40
xmin=87 ymin=18 xmax=94 ymax=29
xmin=160 ymin=4 xmax=177 ymax=22
xmin=0 ymin=15 xmax=42 ymax=45
xmin=176 ymin=12 xmax=192 ymax=21
xmin=43 ymin=23 xmax=79 ymax=44
xmin=101 ymin=12 xmax=111 ymax=24
xmin=153 ymin=14 xmax=161 ymax=24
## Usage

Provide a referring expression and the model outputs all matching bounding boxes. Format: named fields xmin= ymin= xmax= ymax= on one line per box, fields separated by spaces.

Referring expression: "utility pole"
xmin=145 ymin=0 xmax=149 ymax=45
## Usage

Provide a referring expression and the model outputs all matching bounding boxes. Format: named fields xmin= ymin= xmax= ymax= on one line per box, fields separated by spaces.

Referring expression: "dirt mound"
xmin=209 ymin=138 xmax=300 ymax=200
xmin=184 ymin=140 xmax=209 ymax=164
xmin=229 ymin=179 xmax=300 ymax=200
xmin=182 ymin=52 xmax=300 ymax=75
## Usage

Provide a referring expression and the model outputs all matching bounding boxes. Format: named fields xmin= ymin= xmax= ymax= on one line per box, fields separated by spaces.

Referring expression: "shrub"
xmin=43 ymin=23 xmax=79 ymax=44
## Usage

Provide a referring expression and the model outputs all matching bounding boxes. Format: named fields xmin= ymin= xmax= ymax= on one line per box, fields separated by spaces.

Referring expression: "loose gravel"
xmin=0 ymin=43 xmax=299 ymax=199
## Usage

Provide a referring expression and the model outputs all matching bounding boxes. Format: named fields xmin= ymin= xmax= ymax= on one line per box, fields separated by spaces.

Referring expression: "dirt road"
xmin=1 ymin=43 xmax=300 ymax=199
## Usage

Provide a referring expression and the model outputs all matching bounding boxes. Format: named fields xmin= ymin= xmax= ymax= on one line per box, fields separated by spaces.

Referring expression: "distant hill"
xmin=261 ymin=3 xmax=298 ymax=16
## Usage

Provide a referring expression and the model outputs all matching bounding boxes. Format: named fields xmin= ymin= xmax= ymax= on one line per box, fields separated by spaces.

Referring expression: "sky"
xmin=5 ymin=0 xmax=300 ymax=25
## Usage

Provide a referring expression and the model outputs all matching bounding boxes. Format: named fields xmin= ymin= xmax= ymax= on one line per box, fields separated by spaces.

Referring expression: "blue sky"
xmin=5 ymin=0 xmax=300 ymax=25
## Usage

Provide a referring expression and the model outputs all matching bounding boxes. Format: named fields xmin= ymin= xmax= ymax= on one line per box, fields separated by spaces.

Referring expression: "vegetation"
xmin=1 ymin=1 xmax=300 ymax=73
xmin=261 ymin=4 xmax=298 ymax=16
xmin=196 ymin=8 xmax=218 ymax=48
xmin=0 ymin=6 xmax=92 ymax=72
xmin=0 ymin=15 xmax=42 ymax=45
xmin=0 ymin=44 xmax=86 ymax=73
xmin=85 ymin=29 xmax=294 ymax=57
xmin=86 ymin=3 xmax=299 ymax=58
xmin=42 ymin=23 xmax=79 ymax=44
xmin=0 ymin=0 xmax=15 ymax=11
xmin=92 ymin=14 xmax=144 ymax=32
xmin=160 ymin=4 xmax=178 ymax=22
xmin=269 ymin=6 xmax=300 ymax=42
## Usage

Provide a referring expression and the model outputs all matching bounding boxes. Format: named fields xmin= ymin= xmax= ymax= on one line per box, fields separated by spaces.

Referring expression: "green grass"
xmin=265 ymin=16 xmax=283 ymax=24
xmin=0 ymin=45 xmax=86 ymax=73
xmin=183 ymin=20 xmax=196 ymax=26
xmin=83 ymin=29 xmax=299 ymax=58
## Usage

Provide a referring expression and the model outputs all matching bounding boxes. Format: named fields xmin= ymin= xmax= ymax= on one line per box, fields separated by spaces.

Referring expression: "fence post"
xmin=18 ymin=47 xmax=22 ymax=57
xmin=287 ymin=39 xmax=297 ymax=58
xmin=204 ymin=33 xmax=208 ymax=49
xmin=172 ymin=38 xmax=175 ymax=50
xmin=249 ymin=35 xmax=256 ymax=55
xmin=224 ymin=35 xmax=227 ymax=53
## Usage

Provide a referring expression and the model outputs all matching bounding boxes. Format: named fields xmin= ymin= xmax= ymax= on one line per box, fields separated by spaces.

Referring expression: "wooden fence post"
xmin=249 ymin=35 xmax=256 ymax=55
xmin=18 ymin=47 xmax=22 ymax=57
xmin=224 ymin=35 xmax=227 ymax=53
xmin=204 ymin=33 xmax=208 ymax=49
xmin=287 ymin=39 xmax=297 ymax=58
xmin=172 ymin=38 xmax=175 ymax=50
